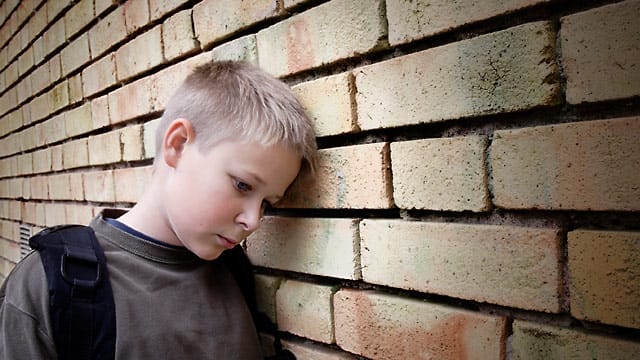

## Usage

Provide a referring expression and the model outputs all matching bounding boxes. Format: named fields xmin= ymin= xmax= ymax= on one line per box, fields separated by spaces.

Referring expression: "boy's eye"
xmin=234 ymin=179 xmax=252 ymax=192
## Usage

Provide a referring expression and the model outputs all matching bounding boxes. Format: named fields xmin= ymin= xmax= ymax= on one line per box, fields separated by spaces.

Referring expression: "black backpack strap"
xmin=29 ymin=225 xmax=116 ymax=360
xmin=219 ymin=246 xmax=295 ymax=360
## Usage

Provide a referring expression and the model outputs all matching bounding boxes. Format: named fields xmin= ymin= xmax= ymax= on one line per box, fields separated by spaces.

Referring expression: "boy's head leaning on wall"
xmin=121 ymin=60 xmax=317 ymax=260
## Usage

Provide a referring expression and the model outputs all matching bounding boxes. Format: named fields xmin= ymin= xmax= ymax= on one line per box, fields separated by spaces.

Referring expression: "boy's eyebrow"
xmin=245 ymin=171 xmax=284 ymax=201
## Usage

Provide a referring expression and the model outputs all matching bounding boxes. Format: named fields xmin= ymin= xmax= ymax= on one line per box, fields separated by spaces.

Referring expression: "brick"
xmin=61 ymin=33 xmax=90 ymax=76
xmin=0 ymin=88 xmax=18 ymax=117
xmin=193 ymin=0 xmax=277 ymax=48
xmin=568 ymin=229 xmax=640 ymax=329
xmin=64 ymin=0 xmax=95 ymax=36
xmin=91 ymin=95 xmax=110 ymax=129
xmin=511 ymin=320 xmax=640 ymax=359
xmin=42 ymin=18 xmax=65 ymax=56
xmin=17 ymin=153 xmax=33 ymax=175
xmin=32 ymin=37 xmax=45 ymax=65
xmin=356 ymin=21 xmax=559 ymax=131
xmin=44 ymin=202 xmax=66 ymax=227
xmin=491 ymin=117 xmax=640 ymax=211
xmin=17 ymin=76 xmax=32 ymax=104
xmin=95 ymin=0 xmax=115 ymax=16
xmin=51 ymin=144 xmax=63 ymax=170
xmin=65 ymin=103 xmax=92 ymax=137
xmin=335 ymin=289 xmax=506 ymax=359
xmin=7 ymin=200 xmax=20 ymax=220
xmin=392 ymin=136 xmax=489 ymax=212
xmin=49 ymin=54 xmax=62 ymax=82
xmin=292 ymin=72 xmax=356 ymax=137
xmin=69 ymin=173 xmax=84 ymax=201
xmin=48 ymin=81 xmax=69 ymax=114
xmin=108 ymin=76 xmax=153 ymax=123
xmin=88 ymin=130 xmax=121 ymax=165
xmin=89 ymin=7 xmax=127 ymax=58
xmin=62 ymin=138 xmax=89 ymax=169
xmin=360 ymin=220 xmax=562 ymax=312
xmin=257 ymin=0 xmax=387 ymax=77
xmin=561 ymin=0 xmax=640 ymax=104
xmin=150 ymin=53 xmax=210 ymax=112
xmin=29 ymin=94 xmax=49 ymax=122
xmin=47 ymin=0 xmax=71 ymax=22
xmin=120 ymin=124 xmax=144 ymax=161
xmin=113 ymin=166 xmax=151 ymax=203
xmin=32 ymin=149 xmax=52 ymax=174
xmin=149 ymin=0 xmax=190 ymax=21
xmin=38 ymin=113 xmax=66 ymax=145
xmin=30 ymin=176 xmax=48 ymax=200
xmin=276 ymin=280 xmax=335 ymax=344
xmin=254 ymin=274 xmax=281 ymax=324
xmin=17 ymin=47 xmax=33 ymax=76
xmin=162 ymin=9 xmax=198 ymax=61
xmin=123 ymin=0 xmax=149 ymax=33
xmin=48 ymin=173 xmax=72 ymax=200
xmin=247 ymin=217 xmax=361 ymax=279
xmin=387 ymin=0 xmax=549 ymax=46
xmin=115 ymin=25 xmax=163 ymax=81
xmin=281 ymin=338 xmax=356 ymax=360
xmin=68 ymin=74 xmax=83 ymax=104
xmin=66 ymin=204 xmax=94 ymax=225
xmin=211 ymin=34 xmax=258 ymax=63
xmin=19 ymin=125 xmax=37 ymax=151
xmin=83 ymin=170 xmax=115 ymax=202
xmin=280 ymin=143 xmax=393 ymax=209
xmin=22 ymin=202 xmax=37 ymax=224
xmin=143 ymin=118 xmax=160 ymax=159
xmin=82 ymin=53 xmax=117 ymax=96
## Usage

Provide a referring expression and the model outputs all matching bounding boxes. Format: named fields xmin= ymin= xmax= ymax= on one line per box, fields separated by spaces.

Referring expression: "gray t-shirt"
xmin=0 ymin=209 xmax=263 ymax=359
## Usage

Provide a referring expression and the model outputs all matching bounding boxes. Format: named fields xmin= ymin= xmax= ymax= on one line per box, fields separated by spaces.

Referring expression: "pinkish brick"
xmin=82 ymin=53 xmax=117 ymax=96
xmin=334 ymin=289 xmax=506 ymax=359
xmin=61 ymin=33 xmax=90 ymax=76
xmin=115 ymin=26 xmax=163 ymax=81
xmin=88 ymin=130 xmax=121 ymax=165
xmin=64 ymin=0 xmax=94 ymax=36
xmin=257 ymin=0 xmax=387 ymax=77
xmin=89 ymin=7 xmax=127 ymax=57
xmin=108 ymin=76 xmax=154 ymax=123
xmin=491 ymin=117 xmax=640 ymax=211
xmin=113 ymin=166 xmax=151 ymax=203
xmin=123 ymin=0 xmax=149 ymax=33
xmin=83 ymin=170 xmax=115 ymax=202
xmin=162 ymin=9 xmax=198 ymax=61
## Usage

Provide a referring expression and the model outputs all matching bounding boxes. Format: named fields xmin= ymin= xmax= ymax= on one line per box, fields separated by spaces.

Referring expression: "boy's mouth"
xmin=217 ymin=234 xmax=239 ymax=249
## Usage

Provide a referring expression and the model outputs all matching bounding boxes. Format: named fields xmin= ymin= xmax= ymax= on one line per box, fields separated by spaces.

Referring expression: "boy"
xmin=0 ymin=61 xmax=317 ymax=358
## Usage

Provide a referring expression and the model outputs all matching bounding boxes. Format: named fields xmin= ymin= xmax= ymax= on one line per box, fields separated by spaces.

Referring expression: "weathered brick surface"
xmin=490 ymin=117 xmax=640 ymax=211
xmin=108 ymin=76 xmax=153 ymax=123
xmin=511 ymin=320 xmax=640 ymax=359
xmin=247 ymin=217 xmax=360 ymax=280
xmin=162 ymin=10 xmax=199 ymax=61
xmin=211 ymin=34 xmax=258 ymax=63
xmin=64 ymin=0 xmax=94 ymax=36
xmin=83 ymin=170 xmax=115 ymax=202
xmin=123 ymin=0 xmax=149 ymax=33
xmin=49 ymin=173 xmax=72 ymax=200
xmin=568 ymin=229 xmax=640 ymax=329
xmin=45 ymin=202 xmax=66 ymax=227
xmin=64 ymin=103 xmax=92 ymax=137
xmin=91 ymin=95 xmax=110 ymax=129
xmin=386 ymin=0 xmax=550 ymax=45
xmin=391 ymin=136 xmax=489 ymax=212
xmin=356 ymin=21 xmax=560 ymax=130
xmin=292 ymin=72 xmax=356 ymax=137
xmin=89 ymin=8 xmax=127 ymax=58
xmin=48 ymin=81 xmax=69 ymax=114
xmin=62 ymin=138 xmax=89 ymax=169
xmin=115 ymin=25 xmax=163 ymax=81
xmin=88 ymin=130 xmax=121 ymax=165
xmin=142 ymin=118 xmax=159 ymax=159
xmin=276 ymin=280 xmax=335 ymax=344
xmin=37 ymin=114 xmax=65 ymax=146
xmin=360 ymin=220 xmax=562 ymax=312
xmin=561 ymin=0 xmax=640 ymax=104
xmin=61 ymin=33 xmax=90 ymax=76
xmin=254 ymin=274 xmax=281 ymax=324
xmin=113 ymin=166 xmax=151 ymax=203
xmin=193 ymin=0 xmax=277 ymax=48
xmin=120 ymin=125 xmax=144 ymax=161
xmin=334 ymin=289 xmax=506 ymax=359
xmin=42 ymin=19 xmax=65 ymax=57
xmin=280 ymin=143 xmax=393 ymax=209
xmin=257 ymin=0 xmax=387 ymax=77
xmin=65 ymin=204 xmax=94 ymax=225
xmin=82 ymin=53 xmax=117 ymax=96
xmin=149 ymin=0 xmax=190 ymax=21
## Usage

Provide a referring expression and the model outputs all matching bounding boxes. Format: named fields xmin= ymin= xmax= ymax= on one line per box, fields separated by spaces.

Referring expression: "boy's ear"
xmin=163 ymin=118 xmax=195 ymax=168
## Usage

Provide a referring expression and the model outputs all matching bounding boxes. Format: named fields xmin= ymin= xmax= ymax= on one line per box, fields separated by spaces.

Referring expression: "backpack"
xmin=29 ymin=225 xmax=294 ymax=360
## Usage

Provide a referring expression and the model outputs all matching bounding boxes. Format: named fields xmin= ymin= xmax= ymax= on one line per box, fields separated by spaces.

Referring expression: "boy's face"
xmin=163 ymin=137 xmax=301 ymax=260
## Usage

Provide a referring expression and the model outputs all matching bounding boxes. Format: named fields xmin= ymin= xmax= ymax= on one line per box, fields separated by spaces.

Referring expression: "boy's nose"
xmin=236 ymin=203 xmax=262 ymax=232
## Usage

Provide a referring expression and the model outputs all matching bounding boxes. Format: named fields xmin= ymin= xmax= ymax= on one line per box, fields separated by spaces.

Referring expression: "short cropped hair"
xmin=156 ymin=61 xmax=317 ymax=177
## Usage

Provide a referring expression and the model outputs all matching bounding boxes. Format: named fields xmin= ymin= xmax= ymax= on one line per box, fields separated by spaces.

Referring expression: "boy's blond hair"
xmin=156 ymin=61 xmax=317 ymax=177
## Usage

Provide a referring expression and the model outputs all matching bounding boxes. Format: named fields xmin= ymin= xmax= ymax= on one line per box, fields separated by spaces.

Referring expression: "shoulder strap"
xmin=30 ymin=225 xmax=116 ymax=360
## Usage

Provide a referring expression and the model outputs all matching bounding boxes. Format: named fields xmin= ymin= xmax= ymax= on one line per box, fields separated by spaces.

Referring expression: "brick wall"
xmin=0 ymin=0 xmax=639 ymax=358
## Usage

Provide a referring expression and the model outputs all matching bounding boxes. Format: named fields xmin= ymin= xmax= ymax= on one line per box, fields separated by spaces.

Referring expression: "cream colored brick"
xmin=91 ymin=95 xmax=110 ymax=129
xmin=68 ymin=73 xmax=82 ymax=104
xmin=43 ymin=18 xmax=65 ymax=56
xmin=511 ymin=320 xmax=640 ymax=359
xmin=281 ymin=339 xmax=356 ymax=360
xmin=64 ymin=0 xmax=94 ymax=36
xmin=193 ymin=0 xmax=277 ymax=48
xmin=356 ymin=21 xmax=559 ymax=130
xmin=48 ymin=80 xmax=69 ymax=113
xmin=115 ymin=25 xmax=163 ymax=81
xmin=89 ymin=7 xmax=127 ymax=58
xmin=143 ymin=118 xmax=160 ymax=159
xmin=66 ymin=204 xmax=94 ymax=225
xmin=149 ymin=52 xmax=210 ymax=112
xmin=149 ymin=0 xmax=190 ymax=21
xmin=30 ymin=176 xmax=49 ymax=200
xmin=211 ymin=34 xmax=258 ymax=64
xmin=88 ymin=130 xmax=121 ymax=165
xmin=391 ymin=136 xmax=489 ymax=212
xmin=65 ymin=102 xmax=92 ymax=137
xmin=247 ymin=217 xmax=360 ymax=279
xmin=254 ymin=274 xmax=281 ymax=324
xmin=113 ymin=166 xmax=151 ymax=203
xmin=48 ymin=173 xmax=72 ymax=200
xmin=17 ymin=153 xmax=33 ymax=175
xmin=162 ymin=9 xmax=198 ymax=61
xmin=123 ymin=0 xmax=149 ymax=33
xmin=19 ymin=125 xmax=37 ymax=151
xmin=491 ymin=117 xmax=640 ymax=211
xmin=47 ymin=0 xmax=71 ymax=21
xmin=360 ymin=219 xmax=562 ymax=312
xmin=292 ymin=72 xmax=356 ymax=137
xmin=61 ymin=33 xmax=90 ymax=76
xmin=335 ymin=289 xmax=506 ymax=359
xmin=108 ymin=76 xmax=154 ymax=123
xmin=568 ymin=230 xmax=640 ymax=329
xmin=62 ymin=138 xmax=89 ymax=169
xmin=83 ymin=170 xmax=115 ymax=202
xmin=44 ymin=202 xmax=66 ymax=227
xmin=561 ymin=0 xmax=640 ymax=103
xmin=121 ymin=124 xmax=144 ymax=161
xmin=82 ymin=53 xmax=116 ymax=96
xmin=37 ymin=113 xmax=65 ymax=145
xmin=18 ymin=48 xmax=33 ymax=76
xmin=276 ymin=280 xmax=335 ymax=344
xmin=32 ymin=148 xmax=52 ymax=174
xmin=281 ymin=143 xmax=393 ymax=209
